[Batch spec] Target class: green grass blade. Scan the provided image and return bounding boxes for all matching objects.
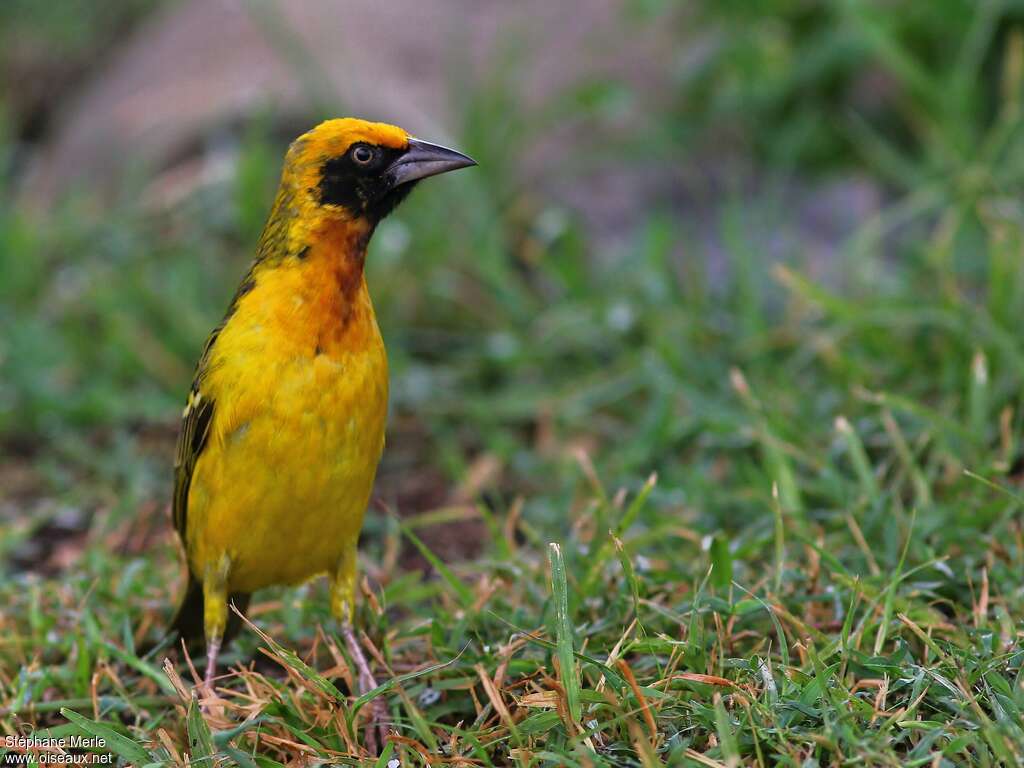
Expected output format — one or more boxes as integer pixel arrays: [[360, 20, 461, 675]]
[[549, 542, 582, 724], [59, 708, 153, 765], [186, 696, 217, 765]]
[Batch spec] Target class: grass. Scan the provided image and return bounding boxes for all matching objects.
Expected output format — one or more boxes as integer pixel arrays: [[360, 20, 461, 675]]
[[4, 1, 1024, 765]]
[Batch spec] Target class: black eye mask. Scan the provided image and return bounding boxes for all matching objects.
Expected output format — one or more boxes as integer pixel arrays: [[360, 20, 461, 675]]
[[318, 145, 407, 219]]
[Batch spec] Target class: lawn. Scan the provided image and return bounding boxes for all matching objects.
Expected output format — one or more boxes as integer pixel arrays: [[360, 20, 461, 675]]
[[3, 2, 1024, 766]]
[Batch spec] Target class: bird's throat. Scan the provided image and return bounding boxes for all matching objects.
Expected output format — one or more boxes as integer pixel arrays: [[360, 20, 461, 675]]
[[299, 218, 376, 353]]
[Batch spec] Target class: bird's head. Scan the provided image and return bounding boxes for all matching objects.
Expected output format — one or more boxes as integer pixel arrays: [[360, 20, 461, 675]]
[[282, 118, 476, 225]]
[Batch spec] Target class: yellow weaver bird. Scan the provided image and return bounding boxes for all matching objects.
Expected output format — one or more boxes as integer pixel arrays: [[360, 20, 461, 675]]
[[169, 118, 475, 717]]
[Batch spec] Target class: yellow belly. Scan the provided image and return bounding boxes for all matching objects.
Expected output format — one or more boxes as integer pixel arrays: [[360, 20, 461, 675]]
[[186, 348, 387, 592], [184, 293, 388, 593]]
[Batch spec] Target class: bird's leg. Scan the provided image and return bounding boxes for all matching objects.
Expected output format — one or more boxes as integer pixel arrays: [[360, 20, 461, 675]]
[[202, 555, 231, 699], [204, 635, 222, 691], [331, 544, 387, 754]]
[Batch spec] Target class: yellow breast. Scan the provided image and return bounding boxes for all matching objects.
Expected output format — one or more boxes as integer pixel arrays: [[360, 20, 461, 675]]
[[184, 222, 388, 593]]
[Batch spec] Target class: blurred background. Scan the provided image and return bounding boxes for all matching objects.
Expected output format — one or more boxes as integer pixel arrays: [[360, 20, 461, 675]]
[[5, 0, 1024, 712]]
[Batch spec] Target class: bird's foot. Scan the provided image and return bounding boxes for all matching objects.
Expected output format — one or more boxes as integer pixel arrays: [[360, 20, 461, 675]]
[[341, 623, 388, 754]]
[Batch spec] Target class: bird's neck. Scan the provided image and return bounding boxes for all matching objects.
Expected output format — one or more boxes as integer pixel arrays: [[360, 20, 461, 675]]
[[310, 216, 372, 298], [285, 216, 378, 354]]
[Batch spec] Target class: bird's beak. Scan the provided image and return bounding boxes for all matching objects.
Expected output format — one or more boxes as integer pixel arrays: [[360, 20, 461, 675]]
[[386, 138, 477, 187]]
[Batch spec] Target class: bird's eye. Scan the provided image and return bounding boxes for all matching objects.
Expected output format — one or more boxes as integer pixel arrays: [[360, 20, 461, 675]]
[[351, 145, 375, 166]]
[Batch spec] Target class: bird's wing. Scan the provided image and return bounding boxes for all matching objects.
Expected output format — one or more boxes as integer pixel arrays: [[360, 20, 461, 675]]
[[172, 269, 256, 542], [172, 378, 214, 541]]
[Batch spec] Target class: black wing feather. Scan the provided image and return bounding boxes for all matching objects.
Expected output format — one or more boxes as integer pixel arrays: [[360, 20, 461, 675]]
[[172, 384, 214, 540]]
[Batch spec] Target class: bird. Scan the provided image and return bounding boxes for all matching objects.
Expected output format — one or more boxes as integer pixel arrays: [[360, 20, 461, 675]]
[[168, 117, 476, 743]]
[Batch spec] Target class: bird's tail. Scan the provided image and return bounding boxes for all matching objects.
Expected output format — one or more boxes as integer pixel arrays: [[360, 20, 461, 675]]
[[171, 574, 252, 651]]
